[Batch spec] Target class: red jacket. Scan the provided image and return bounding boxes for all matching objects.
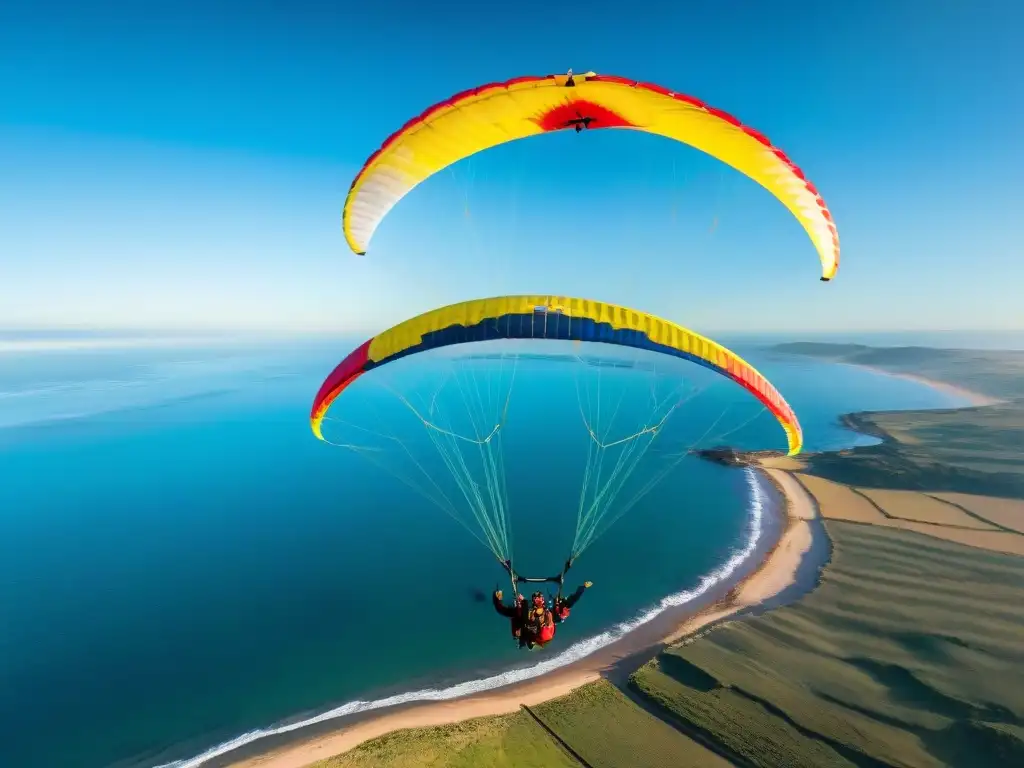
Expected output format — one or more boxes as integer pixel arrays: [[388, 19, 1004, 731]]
[[536, 614, 556, 645]]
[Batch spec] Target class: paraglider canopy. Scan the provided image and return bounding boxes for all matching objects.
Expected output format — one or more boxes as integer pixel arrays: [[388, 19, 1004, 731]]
[[342, 71, 840, 281], [311, 295, 803, 592], [311, 295, 802, 455]]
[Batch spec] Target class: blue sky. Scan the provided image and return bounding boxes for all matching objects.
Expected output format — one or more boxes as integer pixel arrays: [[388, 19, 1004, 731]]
[[2, 0, 1021, 334]]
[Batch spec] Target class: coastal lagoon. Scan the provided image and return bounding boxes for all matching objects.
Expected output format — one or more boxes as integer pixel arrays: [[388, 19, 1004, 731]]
[[0, 335, 970, 768]]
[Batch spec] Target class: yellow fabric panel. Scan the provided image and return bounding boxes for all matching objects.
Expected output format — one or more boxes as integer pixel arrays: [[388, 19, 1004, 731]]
[[344, 73, 837, 280]]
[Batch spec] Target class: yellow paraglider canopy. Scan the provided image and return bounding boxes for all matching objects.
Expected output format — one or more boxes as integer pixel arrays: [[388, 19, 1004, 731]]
[[343, 71, 840, 281]]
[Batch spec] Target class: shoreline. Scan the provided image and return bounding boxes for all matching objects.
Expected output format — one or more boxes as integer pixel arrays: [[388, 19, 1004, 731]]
[[158, 467, 820, 768], [846, 363, 1003, 407], [205, 359, 1000, 768]]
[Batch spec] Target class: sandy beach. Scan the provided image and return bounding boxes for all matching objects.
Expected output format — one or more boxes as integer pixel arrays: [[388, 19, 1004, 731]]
[[217, 471, 818, 768], [661, 468, 817, 646]]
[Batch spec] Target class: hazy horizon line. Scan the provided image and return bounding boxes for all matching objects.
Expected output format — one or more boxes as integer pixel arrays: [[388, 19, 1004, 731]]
[[3, 326, 1022, 337], [3, 328, 1023, 358]]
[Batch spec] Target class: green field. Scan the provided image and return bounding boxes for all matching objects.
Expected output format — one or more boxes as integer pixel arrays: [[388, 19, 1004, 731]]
[[311, 681, 727, 768], [630, 521, 1024, 768], [313, 709, 579, 768], [529, 680, 729, 768]]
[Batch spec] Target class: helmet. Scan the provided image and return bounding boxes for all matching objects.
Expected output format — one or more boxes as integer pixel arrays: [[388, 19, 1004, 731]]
[[531, 591, 545, 608]]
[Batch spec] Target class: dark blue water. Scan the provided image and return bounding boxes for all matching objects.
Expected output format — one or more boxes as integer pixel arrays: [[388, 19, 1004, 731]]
[[0, 335, 969, 768]]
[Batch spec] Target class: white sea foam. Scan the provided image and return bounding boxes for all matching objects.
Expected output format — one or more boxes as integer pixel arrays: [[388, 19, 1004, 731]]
[[155, 468, 769, 768]]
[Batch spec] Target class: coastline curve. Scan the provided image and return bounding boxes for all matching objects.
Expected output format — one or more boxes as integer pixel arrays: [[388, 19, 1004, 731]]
[[157, 468, 775, 768]]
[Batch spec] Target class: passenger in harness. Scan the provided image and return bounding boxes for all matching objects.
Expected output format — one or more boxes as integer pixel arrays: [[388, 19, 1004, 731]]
[[524, 591, 555, 648], [553, 582, 591, 624]]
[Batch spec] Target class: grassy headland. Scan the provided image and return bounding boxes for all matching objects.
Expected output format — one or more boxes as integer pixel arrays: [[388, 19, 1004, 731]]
[[772, 343, 1024, 403], [630, 521, 1024, 767], [775, 343, 1024, 498]]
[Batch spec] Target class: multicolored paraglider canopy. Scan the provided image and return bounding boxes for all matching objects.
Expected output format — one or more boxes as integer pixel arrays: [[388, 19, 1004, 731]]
[[343, 71, 839, 281], [311, 295, 803, 456]]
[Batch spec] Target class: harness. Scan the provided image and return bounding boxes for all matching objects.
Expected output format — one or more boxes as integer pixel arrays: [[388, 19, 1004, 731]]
[[500, 555, 573, 648], [524, 606, 545, 635]]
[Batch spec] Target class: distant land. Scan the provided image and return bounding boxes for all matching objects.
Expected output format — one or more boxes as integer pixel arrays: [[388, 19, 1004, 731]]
[[772, 343, 1024, 498], [773, 342, 1024, 403]]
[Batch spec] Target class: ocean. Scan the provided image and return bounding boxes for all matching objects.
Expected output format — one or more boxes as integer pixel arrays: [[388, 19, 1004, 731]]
[[0, 334, 970, 768]]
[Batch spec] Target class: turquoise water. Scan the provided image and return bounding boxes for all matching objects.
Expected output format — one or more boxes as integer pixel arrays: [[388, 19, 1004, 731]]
[[0, 337, 969, 768]]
